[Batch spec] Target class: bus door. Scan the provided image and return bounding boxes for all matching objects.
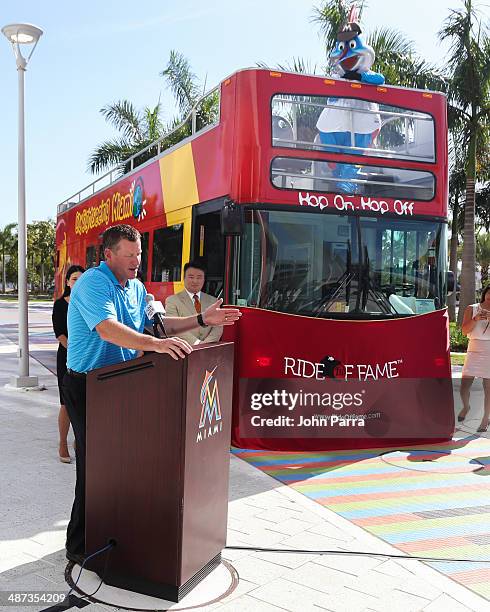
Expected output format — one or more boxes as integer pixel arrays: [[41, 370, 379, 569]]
[[192, 207, 225, 298]]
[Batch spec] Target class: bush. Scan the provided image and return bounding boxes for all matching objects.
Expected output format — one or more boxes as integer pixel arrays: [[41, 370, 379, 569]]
[[450, 322, 468, 352]]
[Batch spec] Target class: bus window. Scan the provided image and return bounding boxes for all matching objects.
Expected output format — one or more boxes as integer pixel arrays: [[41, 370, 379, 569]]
[[139, 231, 149, 282], [236, 210, 446, 317], [192, 212, 224, 297], [151, 225, 183, 282], [237, 210, 359, 313], [271, 157, 435, 201], [86, 245, 97, 268], [271, 94, 435, 163], [361, 218, 446, 313]]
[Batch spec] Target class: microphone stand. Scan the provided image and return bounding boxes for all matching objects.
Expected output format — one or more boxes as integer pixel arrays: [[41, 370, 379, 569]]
[[153, 317, 168, 339]]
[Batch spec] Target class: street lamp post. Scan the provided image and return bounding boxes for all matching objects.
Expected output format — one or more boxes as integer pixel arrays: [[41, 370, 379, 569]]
[[2, 23, 43, 388]]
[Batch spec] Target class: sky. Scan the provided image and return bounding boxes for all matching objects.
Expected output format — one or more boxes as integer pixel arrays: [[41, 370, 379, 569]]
[[0, 0, 482, 228]]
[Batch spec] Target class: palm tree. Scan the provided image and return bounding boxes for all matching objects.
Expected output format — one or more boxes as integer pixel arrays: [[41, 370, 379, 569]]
[[0, 223, 16, 294], [476, 232, 490, 287], [88, 101, 164, 174], [160, 50, 219, 132], [448, 162, 466, 321], [27, 220, 55, 293], [439, 0, 490, 323], [476, 183, 490, 230], [257, 57, 319, 75], [89, 50, 219, 176]]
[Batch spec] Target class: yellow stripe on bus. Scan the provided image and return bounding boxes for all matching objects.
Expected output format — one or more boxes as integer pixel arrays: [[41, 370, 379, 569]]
[[159, 143, 199, 212]]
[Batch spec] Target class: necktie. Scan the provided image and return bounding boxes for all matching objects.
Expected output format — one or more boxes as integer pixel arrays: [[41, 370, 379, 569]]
[[193, 294, 201, 313]]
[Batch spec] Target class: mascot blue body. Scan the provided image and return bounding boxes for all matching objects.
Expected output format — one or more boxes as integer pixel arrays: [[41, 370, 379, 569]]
[[317, 7, 385, 193]]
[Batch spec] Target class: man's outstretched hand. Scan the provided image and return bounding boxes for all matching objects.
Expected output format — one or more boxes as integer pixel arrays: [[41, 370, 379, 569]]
[[203, 299, 242, 326]]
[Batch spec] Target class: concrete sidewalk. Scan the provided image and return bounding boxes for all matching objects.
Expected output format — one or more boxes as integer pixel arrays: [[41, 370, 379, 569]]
[[1, 306, 489, 610]]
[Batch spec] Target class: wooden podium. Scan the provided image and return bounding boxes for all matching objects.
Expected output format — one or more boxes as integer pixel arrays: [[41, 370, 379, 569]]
[[85, 342, 234, 602]]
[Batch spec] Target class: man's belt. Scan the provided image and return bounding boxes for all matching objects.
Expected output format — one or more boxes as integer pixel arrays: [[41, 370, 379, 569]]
[[67, 369, 87, 379]]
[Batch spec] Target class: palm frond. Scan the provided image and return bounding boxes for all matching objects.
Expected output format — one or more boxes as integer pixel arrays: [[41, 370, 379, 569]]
[[257, 57, 318, 74], [143, 103, 164, 142], [87, 138, 134, 174], [160, 50, 199, 114], [368, 27, 414, 59], [100, 100, 143, 141], [311, 1, 367, 51]]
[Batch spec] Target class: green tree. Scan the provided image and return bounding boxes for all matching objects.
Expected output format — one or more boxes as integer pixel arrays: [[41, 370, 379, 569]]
[[439, 0, 490, 323], [448, 160, 466, 321], [476, 183, 490, 231], [0, 223, 17, 294], [160, 50, 219, 131], [476, 232, 490, 286], [26, 220, 55, 293], [88, 101, 164, 174], [89, 50, 219, 176]]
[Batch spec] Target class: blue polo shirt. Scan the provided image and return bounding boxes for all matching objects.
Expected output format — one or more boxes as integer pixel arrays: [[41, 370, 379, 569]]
[[67, 262, 147, 373]]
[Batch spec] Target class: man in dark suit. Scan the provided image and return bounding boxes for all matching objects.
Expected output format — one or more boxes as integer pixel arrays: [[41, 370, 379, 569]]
[[165, 261, 223, 345]]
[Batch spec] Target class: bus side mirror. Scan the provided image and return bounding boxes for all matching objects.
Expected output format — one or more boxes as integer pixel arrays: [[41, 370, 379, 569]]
[[221, 199, 243, 236], [447, 270, 455, 295]]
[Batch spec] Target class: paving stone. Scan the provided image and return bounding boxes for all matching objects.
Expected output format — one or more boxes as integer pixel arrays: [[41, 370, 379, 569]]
[[226, 525, 290, 547], [217, 577, 260, 604], [241, 492, 290, 509], [279, 531, 349, 553], [255, 506, 313, 524], [307, 521, 357, 542], [314, 585, 381, 612], [370, 558, 418, 578], [250, 550, 313, 570], [228, 501, 268, 520], [251, 577, 348, 611], [34, 561, 69, 586], [219, 594, 288, 611], [365, 565, 443, 600], [281, 560, 356, 594], [222, 546, 256, 562], [265, 517, 318, 537], [228, 516, 253, 532], [312, 552, 385, 576], [422, 593, 477, 611], [232, 556, 292, 586], [364, 588, 432, 612], [0, 572, 68, 594], [0, 554, 49, 576]]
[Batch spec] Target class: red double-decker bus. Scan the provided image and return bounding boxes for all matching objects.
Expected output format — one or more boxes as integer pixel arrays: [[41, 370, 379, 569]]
[[55, 68, 453, 451]]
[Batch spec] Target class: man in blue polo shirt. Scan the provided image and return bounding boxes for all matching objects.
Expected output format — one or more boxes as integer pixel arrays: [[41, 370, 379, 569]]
[[63, 224, 240, 564]]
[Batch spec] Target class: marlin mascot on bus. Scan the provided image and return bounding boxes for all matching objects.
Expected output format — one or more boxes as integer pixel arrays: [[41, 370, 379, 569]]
[[316, 5, 385, 193]]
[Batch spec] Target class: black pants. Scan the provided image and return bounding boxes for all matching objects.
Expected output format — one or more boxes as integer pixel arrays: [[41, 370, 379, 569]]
[[62, 372, 87, 556]]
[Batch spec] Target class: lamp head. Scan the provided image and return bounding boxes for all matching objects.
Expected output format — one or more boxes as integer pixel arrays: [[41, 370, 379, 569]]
[[2, 23, 43, 69], [2, 23, 43, 44]]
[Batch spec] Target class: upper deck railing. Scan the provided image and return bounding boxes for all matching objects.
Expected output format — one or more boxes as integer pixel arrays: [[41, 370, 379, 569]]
[[57, 85, 220, 216]]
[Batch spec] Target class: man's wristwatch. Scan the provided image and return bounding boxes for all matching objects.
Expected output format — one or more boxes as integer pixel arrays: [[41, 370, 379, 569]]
[[197, 313, 208, 327]]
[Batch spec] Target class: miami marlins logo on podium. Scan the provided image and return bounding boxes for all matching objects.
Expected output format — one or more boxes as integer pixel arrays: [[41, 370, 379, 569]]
[[197, 366, 223, 443]]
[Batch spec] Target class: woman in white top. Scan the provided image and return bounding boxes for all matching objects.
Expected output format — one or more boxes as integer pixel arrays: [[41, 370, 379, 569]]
[[459, 286, 490, 431]]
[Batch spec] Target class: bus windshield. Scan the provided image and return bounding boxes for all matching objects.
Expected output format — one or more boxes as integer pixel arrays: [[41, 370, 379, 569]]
[[235, 209, 447, 318]]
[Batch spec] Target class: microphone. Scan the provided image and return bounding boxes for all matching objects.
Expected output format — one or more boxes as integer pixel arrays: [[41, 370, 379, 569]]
[[145, 294, 167, 338]]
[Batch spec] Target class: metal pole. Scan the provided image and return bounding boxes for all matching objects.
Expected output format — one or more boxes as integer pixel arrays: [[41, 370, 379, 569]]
[[17, 65, 29, 378], [13, 61, 37, 387]]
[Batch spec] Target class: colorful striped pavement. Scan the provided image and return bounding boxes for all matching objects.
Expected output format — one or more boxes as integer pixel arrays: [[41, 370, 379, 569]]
[[233, 436, 490, 600]]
